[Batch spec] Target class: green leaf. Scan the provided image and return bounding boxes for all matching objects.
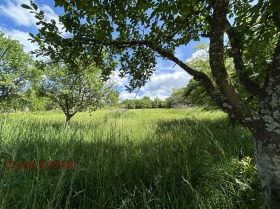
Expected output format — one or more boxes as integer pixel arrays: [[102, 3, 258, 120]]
[[29, 33, 35, 38], [31, 2, 38, 11], [21, 4, 32, 10]]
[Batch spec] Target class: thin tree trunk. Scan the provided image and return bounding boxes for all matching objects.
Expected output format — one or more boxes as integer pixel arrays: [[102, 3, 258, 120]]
[[65, 114, 73, 127], [254, 136, 280, 208]]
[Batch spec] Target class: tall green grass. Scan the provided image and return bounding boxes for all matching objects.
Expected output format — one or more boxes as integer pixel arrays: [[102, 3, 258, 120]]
[[0, 108, 265, 208]]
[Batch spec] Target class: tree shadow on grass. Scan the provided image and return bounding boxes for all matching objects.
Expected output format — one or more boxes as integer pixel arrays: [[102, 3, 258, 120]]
[[154, 116, 254, 160]]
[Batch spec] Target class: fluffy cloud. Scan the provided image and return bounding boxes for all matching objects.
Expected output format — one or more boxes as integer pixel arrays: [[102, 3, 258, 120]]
[[38, 4, 65, 33], [0, 0, 37, 27], [139, 69, 191, 100], [119, 91, 140, 100], [117, 69, 191, 101], [0, 26, 38, 53], [110, 71, 128, 86], [186, 49, 208, 63], [111, 47, 198, 101], [0, 0, 66, 53], [129, 48, 196, 101], [114, 61, 192, 101], [0, 0, 65, 33]]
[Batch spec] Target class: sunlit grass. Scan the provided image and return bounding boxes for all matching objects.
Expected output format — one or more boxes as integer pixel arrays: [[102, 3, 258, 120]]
[[0, 108, 265, 208]]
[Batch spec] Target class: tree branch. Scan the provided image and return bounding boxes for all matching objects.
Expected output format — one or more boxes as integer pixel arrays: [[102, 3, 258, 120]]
[[208, 0, 254, 126], [264, 34, 280, 87], [225, 20, 262, 97], [85, 38, 233, 111]]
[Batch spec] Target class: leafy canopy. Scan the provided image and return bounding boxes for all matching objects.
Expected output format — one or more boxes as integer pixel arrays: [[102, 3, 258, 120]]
[[0, 32, 40, 102], [41, 61, 118, 121], [22, 0, 280, 129]]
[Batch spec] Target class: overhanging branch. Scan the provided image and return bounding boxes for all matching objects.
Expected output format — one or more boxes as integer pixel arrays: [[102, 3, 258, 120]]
[[75, 37, 228, 110]]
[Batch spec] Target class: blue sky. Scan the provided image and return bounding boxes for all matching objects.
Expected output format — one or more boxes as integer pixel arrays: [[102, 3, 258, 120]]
[[0, 0, 205, 100]]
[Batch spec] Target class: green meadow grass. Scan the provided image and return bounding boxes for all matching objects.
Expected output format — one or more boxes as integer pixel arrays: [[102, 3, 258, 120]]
[[0, 108, 265, 209]]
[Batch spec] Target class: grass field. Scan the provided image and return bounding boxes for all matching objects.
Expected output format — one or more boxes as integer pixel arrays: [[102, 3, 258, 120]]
[[0, 108, 266, 209]]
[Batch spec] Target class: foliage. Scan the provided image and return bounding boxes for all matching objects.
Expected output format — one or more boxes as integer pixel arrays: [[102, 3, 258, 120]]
[[21, 0, 279, 127], [183, 43, 264, 110], [165, 88, 191, 108], [22, 0, 280, 206], [41, 62, 119, 123], [21, 89, 51, 112], [0, 32, 40, 103], [121, 96, 166, 109], [121, 99, 136, 109], [0, 90, 48, 112], [152, 97, 164, 108]]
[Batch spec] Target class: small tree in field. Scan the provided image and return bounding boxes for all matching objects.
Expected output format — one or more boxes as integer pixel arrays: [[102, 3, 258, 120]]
[[23, 0, 280, 207], [41, 62, 117, 125]]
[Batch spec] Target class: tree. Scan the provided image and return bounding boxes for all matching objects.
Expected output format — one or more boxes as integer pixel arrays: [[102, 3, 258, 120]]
[[121, 97, 164, 109], [0, 32, 38, 104], [152, 97, 164, 108], [121, 99, 136, 109], [184, 45, 228, 109], [166, 88, 191, 108], [140, 96, 153, 108], [41, 62, 118, 125], [23, 0, 280, 207], [21, 89, 50, 112]]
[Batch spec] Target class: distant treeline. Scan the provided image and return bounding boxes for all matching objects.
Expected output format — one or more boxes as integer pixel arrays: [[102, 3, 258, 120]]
[[120, 94, 197, 109], [121, 96, 168, 109]]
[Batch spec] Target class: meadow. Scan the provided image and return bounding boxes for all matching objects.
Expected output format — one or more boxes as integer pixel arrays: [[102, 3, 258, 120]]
[[0, 108, 266, 209]]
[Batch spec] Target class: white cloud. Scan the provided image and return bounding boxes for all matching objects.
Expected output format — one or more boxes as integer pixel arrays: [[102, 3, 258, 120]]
[[0, 0, 37, 27], [39, 4, 65, 33], [186, 49, 208, 63], [0, 0, 65, 33], [119, 91, 140, 100], [111, 53, 193, 101], [118, 69, 191, 101], [252, 0, 258, 6], [0, 26, 38, 53], [138, 53, 192, 100], [0, 0, 68, 53], [110, 71, 128, 86], [111, 63, 191, 101], [140, 69, 191, 100]]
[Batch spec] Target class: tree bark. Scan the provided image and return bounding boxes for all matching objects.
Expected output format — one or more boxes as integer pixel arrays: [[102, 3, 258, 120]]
[[208, 2, 280, 208], [254, 134, 280, 209], [65, 113, 74, 127], [255, 34, 280, 208]]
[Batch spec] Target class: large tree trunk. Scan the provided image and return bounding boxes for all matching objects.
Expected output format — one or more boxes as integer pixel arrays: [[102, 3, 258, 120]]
[[206, 2, 280, 207], [256, 36, 280, 208], [254, 133, 280, 208]]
